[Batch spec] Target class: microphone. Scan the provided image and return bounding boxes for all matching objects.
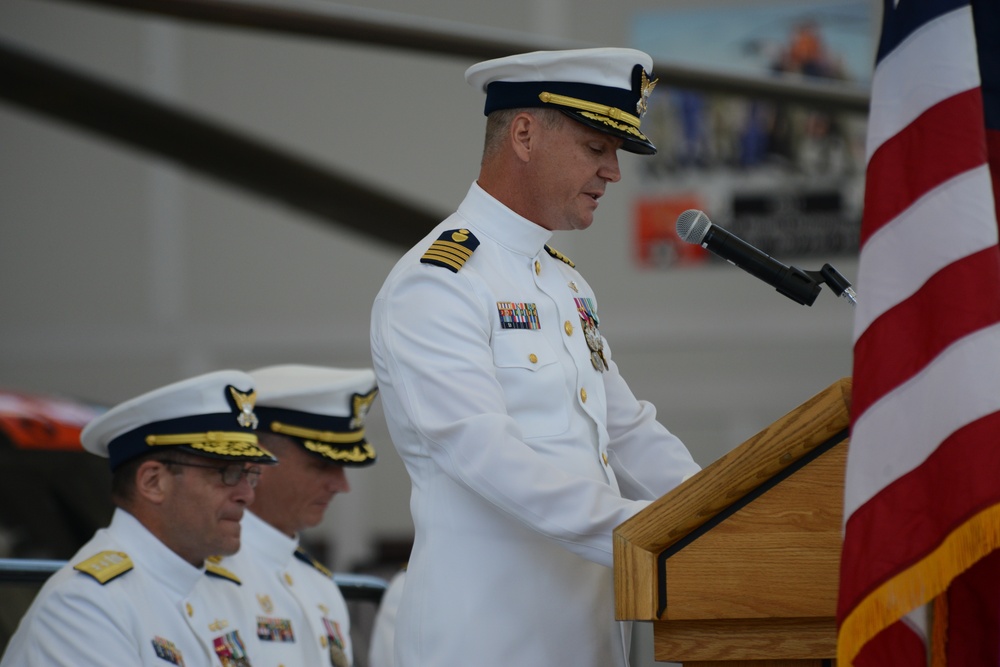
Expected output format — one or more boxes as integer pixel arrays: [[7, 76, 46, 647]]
[[675, 209, 822, 306]]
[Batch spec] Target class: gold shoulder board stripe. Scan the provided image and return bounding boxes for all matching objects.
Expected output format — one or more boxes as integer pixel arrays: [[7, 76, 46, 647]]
[[74, 551, 133, 585], [421, 229, 480, 273], [205, 562, 242, 585], [545, 245, 575, 267]]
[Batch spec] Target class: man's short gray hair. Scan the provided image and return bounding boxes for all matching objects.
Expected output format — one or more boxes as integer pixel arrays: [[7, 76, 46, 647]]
[[482, 107, 565, 162]]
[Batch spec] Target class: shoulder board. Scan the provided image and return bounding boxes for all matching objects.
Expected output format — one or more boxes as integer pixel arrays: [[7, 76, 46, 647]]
[[294, 547, 333, 579], [74, 550, 133, 585], [420, 228, 480, 273], [205, 561, 241, 585], [545, 245, 575, 267]]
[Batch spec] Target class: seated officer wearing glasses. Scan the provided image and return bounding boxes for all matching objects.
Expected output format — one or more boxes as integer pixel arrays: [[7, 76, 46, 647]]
[[1, 370, 277, 667], [220, 365, 379, 667]]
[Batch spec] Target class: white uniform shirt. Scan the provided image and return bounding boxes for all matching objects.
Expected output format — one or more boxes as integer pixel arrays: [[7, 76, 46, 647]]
[[367, 569, 405, 667], [1, 508, 258, 667], [370, 182, 700, 667], [221, 511, 352, 667]]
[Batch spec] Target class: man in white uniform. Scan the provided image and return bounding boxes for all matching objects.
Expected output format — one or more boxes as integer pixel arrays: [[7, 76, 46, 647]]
[[221, 364, 379, 667], [1, 370, 277, 667], [370, 48, 701, 667]]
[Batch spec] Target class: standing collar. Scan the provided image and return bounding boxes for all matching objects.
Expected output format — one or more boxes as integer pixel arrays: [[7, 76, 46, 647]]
[[109, 507, 205, 596], [240, 509, 299, 569], [457, 182, 553, 258]]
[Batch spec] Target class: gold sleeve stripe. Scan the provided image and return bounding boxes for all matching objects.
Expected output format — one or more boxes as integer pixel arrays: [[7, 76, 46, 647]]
[[428, 240, 474, 258], [538, 92, 642, 128], [422, 244, 473, 265], [422, 253, 464, 271], [421, 229, 479, 272]]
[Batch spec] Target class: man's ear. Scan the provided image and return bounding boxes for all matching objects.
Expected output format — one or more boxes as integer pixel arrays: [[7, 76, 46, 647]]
[[135, 459, 172, 505], [510, 111, 537, 162]]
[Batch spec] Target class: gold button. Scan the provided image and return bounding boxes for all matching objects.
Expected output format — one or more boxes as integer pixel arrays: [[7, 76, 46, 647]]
[[580, 388, 587, 402], [602, 452, 608, 466], [284, 573, 293, 585], [534, 260, 541, 275], [529, 353, 538, 364], [186, 603, 193, 617], [321, 636, 328, 648], [564, 321, 574, 336]]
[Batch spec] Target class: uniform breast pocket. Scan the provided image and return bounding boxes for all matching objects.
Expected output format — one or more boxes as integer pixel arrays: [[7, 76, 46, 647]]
[[492, 331, 570, 439]]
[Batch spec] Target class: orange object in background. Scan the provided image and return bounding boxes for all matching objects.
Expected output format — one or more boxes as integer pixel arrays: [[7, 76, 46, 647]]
[[634, 194, 710, 268], [0, 390, 105, 450]]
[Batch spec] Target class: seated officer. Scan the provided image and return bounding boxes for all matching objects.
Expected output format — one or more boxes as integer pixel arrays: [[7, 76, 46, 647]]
[[1, 370, 277, 667], [220, 364, 379, 667]]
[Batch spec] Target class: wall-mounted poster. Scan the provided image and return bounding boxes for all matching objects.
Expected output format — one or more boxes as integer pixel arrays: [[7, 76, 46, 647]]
[[631, 2, 873, 269]]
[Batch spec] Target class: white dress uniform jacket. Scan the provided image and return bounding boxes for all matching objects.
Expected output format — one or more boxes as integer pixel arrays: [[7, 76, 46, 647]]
[[221, 510, 352, 667], [370, 182, 700, 667], [1, 508, 258, 667], [367, 569, 405, 667]]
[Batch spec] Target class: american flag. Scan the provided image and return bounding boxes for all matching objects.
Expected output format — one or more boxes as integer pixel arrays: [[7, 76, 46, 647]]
[[837, 0, 1000, 665]]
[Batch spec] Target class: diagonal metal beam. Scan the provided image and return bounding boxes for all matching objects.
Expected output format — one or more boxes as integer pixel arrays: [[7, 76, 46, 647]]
[[0, 39, 441, 248], [53, 0, 871, 113]]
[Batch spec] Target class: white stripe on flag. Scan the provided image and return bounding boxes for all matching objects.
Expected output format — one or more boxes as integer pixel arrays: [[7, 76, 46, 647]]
[[852, 165, 998, 342], [865, 5, 980, 163], [845, 321, 1000, 518]]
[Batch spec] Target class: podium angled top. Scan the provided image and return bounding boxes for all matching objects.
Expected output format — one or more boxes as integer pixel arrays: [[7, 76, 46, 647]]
[[614, 377, 852, 621]]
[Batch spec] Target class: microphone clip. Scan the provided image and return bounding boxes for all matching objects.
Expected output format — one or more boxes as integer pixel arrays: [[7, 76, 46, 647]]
[[804, 263, 857, 308]]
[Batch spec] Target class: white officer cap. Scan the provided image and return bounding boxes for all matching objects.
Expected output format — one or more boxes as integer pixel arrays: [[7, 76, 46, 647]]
[[465, 47, 659, 155], [249, 365, 379, 466], [81, 370, 277, 470]]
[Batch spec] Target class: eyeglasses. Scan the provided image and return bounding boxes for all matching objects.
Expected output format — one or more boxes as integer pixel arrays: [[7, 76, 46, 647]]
[[159, 459, 263, 488]]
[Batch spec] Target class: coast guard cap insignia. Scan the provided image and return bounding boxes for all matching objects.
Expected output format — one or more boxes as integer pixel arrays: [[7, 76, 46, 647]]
[[229, 387, 258, 429], [421, 229, 480, 272], [637, 69, 657, 117]]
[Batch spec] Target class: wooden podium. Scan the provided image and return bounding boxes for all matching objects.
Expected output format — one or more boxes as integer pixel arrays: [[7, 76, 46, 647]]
[[614, 378, 851, 667]]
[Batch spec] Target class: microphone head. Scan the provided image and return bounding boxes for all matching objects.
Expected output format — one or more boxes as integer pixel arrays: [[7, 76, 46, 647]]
[[675, 209, 712, 244]]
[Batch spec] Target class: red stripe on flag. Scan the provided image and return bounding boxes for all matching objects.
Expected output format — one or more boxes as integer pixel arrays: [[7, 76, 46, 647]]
[[854, 619, 927, 667], [945, 550, 1000, 665], [838, 408, 1000, 617], [860, 88, 988, 249], [851, 246, 1000, 420], [989, 128, 1000, 225]]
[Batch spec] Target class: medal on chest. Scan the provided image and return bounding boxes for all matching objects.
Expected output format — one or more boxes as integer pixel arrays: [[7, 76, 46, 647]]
[[212, 630, 252, 667], [321, 617, 349, 667], [575, 297, 608, 372], [151, 636, 186, 666]]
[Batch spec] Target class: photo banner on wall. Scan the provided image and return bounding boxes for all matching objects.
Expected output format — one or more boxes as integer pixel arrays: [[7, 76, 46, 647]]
[[631, 1, 873, 269]]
